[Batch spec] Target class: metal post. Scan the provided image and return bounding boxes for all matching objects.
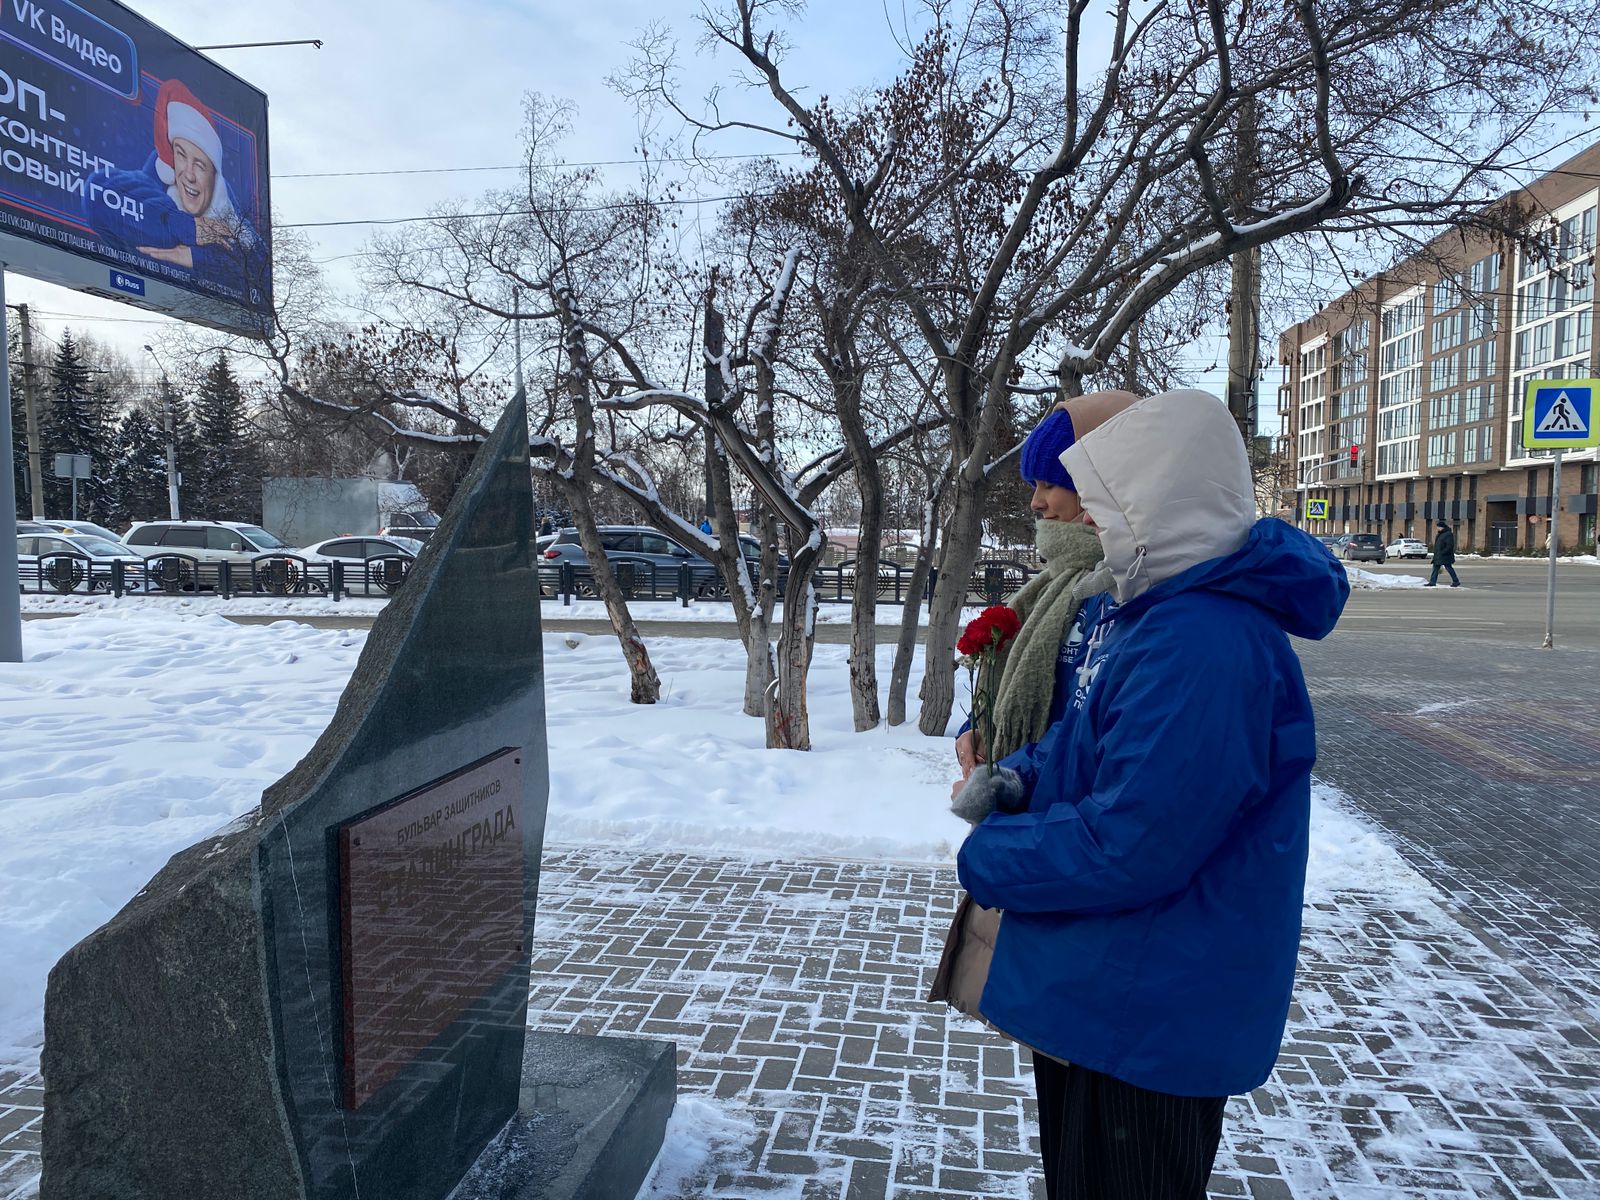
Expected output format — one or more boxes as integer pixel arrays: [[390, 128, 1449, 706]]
[[70, 473, 78, 520], [145, 346, 180, 519], [17, 304, 43, 519], [0, 271, 24, 662], [162, 381, 179, 519], [1542, 449, 1563, 649]]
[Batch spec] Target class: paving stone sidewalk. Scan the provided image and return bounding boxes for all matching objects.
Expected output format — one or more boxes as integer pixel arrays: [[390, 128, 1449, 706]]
[[4, 837, 1599, 1199]]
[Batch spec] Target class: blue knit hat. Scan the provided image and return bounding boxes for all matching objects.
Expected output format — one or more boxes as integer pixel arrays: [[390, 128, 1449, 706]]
[[1019, 409, 1076, 491]]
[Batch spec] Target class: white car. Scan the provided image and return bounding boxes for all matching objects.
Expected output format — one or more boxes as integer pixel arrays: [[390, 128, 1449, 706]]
[[125, 520, 293, 566], [298, 535, 423, 563], [1385, 538, 1430, 559], [17, 530, 145, 593]]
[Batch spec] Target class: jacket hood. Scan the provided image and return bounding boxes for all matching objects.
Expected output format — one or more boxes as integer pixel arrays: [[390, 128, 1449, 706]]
[[1125, 517, 1350, 640], [1061, 389, 1256, 603]]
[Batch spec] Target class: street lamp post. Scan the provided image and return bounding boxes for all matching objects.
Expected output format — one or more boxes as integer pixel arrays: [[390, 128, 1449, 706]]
[[143, 345, 180, 520]]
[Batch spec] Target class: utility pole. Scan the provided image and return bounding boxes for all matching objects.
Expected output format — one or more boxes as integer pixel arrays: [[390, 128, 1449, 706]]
[[1226, 96, 1261, 444], [144, 345, 180, 519], [15, 304, 43, 519]]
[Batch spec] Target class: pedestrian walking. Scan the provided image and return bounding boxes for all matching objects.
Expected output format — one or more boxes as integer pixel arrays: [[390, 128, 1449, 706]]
[[1425, 519, 1460, 587], [952, 388, 1349, 1199], [933, 406, 1116, 1021]]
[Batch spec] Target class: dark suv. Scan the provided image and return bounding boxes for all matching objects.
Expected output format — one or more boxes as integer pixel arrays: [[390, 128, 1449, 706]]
[[1342, 533, 1387, 563], [540, 526, 717, 594]]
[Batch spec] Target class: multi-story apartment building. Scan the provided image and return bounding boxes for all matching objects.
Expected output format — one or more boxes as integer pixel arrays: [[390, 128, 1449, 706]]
[[1277, 143, 1600, 554]]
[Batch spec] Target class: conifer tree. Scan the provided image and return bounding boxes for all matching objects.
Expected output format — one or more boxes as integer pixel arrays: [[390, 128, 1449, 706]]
[[44, 332, 110, 518], [106, 407, 169, 527], [189, 353, 263, 520]]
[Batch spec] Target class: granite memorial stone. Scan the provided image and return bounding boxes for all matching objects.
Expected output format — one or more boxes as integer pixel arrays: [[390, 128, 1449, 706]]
[[39, 393, 675, 1200]]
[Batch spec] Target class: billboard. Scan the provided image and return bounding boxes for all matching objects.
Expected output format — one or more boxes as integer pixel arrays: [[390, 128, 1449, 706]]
[[0, 0, 270, 336]]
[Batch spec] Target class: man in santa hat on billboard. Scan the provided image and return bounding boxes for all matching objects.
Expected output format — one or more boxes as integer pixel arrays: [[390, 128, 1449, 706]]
[[83, 79, 263, 294]]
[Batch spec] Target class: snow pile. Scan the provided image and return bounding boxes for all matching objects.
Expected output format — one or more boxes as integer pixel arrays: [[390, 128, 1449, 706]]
[[1305, 783, 1438, 903], [0, 610, 363, 1069], [0, 610, 1424, 1073], [639, 1097, 770, 1198], [20, 592, 391, 617], [1343, 565, 1426, 589]]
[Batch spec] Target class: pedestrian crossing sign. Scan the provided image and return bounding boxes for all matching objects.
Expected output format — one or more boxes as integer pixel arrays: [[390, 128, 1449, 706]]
[[1523, 380, 1599, 449], [1306, 498, 1329, 519]]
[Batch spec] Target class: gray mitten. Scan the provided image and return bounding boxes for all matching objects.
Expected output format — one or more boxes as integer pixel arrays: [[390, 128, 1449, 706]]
[[951, 767, 1025, 825]]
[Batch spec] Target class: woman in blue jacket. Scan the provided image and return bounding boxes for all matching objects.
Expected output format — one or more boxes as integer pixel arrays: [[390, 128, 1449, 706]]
[[954, 388, 1349, 1198]]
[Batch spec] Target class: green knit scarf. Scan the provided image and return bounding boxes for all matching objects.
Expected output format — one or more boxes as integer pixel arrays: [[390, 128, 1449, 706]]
[[984, 521, 1111, 762]]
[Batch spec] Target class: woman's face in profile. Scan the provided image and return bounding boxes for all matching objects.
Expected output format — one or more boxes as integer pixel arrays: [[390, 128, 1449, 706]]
[[170, 137, 216, 216], [1030, 482, 1087, 523]]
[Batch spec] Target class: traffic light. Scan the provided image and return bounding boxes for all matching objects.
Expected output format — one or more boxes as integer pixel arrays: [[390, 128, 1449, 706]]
[[1348, 444, 1360, 468]]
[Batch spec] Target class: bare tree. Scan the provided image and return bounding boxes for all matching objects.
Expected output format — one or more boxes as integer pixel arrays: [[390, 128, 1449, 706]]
[[620, 0, 1600, 736]]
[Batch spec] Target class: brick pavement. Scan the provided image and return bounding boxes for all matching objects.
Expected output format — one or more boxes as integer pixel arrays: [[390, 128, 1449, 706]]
[[4, 837, 1600, 1198], [1296, 633, 1600, 1021]]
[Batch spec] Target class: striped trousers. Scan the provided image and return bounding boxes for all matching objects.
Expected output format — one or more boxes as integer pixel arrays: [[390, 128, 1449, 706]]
[[1031, 1053, 1226, 1199]]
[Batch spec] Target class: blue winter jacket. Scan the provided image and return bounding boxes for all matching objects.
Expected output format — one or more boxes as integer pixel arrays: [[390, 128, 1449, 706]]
[[960, 590, 1116, 778], [82, 151, 266, 300], [957, 518, 1348, 1097]]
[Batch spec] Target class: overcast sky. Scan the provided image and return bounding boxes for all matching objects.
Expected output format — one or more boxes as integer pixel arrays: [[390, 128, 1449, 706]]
[[6, 0, 1593, 434], [7, 0, 1254, 398]]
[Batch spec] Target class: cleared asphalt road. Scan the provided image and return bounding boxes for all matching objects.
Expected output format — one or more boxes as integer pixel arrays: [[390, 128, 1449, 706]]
[[21, 557, 1597, 648], [1335, 557, 1599, 650]]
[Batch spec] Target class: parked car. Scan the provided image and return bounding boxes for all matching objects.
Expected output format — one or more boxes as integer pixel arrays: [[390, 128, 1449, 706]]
[[540, 525, 718, 594], [299, 535, 423, 563], [379, 511, 439, 543], [124, 520, 293, 567], [1385, 537, 1429, 560], [1342, 533, 1387, 563], [33, 519, 126, 545], [17, 530, 145, 592], [738, 534, 791, 572]]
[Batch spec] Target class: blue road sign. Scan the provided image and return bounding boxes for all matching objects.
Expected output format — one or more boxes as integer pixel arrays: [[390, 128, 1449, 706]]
[[1523, 380, 1598, 450]]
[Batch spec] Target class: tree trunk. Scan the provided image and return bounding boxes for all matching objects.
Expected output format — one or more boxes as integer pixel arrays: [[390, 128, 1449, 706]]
[[766, 539, 822, 749], [888, 487, 941, 726], [839, 405, 883, 732], [742, 504, 781, 717], [553, 286, 661, 705], [563, 485, 662, 704], [917, 469, 985, 736]]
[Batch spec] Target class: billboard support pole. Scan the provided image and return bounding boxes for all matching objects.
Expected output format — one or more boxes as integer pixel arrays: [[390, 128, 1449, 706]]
[[0, 268, 25, 663]]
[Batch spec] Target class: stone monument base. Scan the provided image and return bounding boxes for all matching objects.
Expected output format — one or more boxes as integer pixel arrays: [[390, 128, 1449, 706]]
[[451, 1032, 676, 1200]]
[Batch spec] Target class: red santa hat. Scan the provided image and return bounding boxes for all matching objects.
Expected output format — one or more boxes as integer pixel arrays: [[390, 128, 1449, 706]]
[[153, 79, 223, 183]]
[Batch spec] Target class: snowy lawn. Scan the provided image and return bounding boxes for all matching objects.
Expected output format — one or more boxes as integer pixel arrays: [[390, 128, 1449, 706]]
[[20, 592, 966, 624], [1, 609, 1421, 1078]]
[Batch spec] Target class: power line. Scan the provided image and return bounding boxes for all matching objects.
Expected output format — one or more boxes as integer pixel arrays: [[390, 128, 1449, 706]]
[[277, 150, 807, 181], [278, 190, 773, 229]]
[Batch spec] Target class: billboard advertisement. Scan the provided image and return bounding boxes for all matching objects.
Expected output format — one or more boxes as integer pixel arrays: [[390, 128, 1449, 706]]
[[0, 0, 270, 336]]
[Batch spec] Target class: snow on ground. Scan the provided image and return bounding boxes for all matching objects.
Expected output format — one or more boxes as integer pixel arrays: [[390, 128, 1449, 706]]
[[0, 610, 1426, 1074], [19, 592, 391, 617], [1343, 564, 1427, 589], [20, 592, 964, 625]]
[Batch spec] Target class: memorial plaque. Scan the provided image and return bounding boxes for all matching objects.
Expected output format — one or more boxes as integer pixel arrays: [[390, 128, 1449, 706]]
[[339, 748, 525, 1109]]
